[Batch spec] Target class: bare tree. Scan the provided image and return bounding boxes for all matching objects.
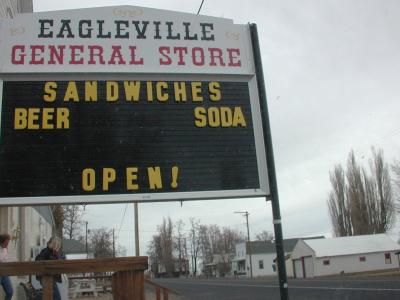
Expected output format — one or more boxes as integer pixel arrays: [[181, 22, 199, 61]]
[[89, 227, 113, 258], [220, 227, 245, 254], [392, 159, 400, 212], [158, 218, 174, 276], [255, 230, 274, 242], [189, 218, 201, 276], [370, 148, 395, 232], [174, 219, 187, 276], [328, 165, 352, 236], [148, 234, 162, 276], [63, 205, 84, 240], [50, 204, 64, 238], [327, 148, 396, 236]]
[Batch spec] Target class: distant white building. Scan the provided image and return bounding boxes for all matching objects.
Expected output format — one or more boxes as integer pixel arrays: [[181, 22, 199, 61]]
[[232, 237, 324, 278], [291, 234, 400, 278]]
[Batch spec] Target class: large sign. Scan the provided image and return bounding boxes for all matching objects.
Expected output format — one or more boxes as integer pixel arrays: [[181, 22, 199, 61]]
[[0, 6, 269, 205], [0, 6, 253, 74]]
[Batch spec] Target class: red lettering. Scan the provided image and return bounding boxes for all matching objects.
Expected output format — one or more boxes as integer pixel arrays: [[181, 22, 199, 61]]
[[208, 48, 226, 66], [227, 48, 241, 67], [192, 47, 205, 66], [69, 45, 84, 64], [173, 47, 188, 65], [129, 46, 144, 65], [29, 45, 45, 65], [48, 45, 65, 64], [11, 45, 26, 64], [108, 45, 126, 65], [88, 45, 105, 65], [159, 46, 172, 65]]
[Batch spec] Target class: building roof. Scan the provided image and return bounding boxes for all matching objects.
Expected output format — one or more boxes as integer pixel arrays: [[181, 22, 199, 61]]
[[303, 234, 400, 258], [246, 236, 324, 254], [34, 206, 55, 226], [62, 238, 87, 254]]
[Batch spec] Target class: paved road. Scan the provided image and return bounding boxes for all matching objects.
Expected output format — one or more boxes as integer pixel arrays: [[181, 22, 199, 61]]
[[155, 276, 400, 300]]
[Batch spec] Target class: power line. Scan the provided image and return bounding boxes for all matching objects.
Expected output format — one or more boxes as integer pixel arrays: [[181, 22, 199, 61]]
[[197, 0, 205, 15], [117, 203, 128, 236]]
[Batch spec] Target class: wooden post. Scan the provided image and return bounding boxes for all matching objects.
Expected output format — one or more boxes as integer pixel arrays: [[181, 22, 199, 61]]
[[112, 270, 144, 300], [41, 275, 53, 300]]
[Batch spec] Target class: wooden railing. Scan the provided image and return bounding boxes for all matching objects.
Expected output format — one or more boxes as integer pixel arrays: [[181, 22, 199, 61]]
[[145, 279, 178, 300], [0, 256, 148, 300]]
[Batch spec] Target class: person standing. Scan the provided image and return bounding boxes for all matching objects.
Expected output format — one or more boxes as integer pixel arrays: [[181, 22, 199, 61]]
[[35, 237, 62, 300], [0, 234, 13, 300]]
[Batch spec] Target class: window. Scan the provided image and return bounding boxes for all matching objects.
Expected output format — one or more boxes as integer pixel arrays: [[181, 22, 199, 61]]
[[272, 264, 276, 272], [359, 256, 366, 262], [323, 260, 330, 266], [259, 260, 264, 269], [385, 253, 391, 264]]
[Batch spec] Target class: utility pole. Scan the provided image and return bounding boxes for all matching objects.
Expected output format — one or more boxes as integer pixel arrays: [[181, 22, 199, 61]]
[[134, 202, 140, 256], [85, 221, 88, 258], [234, 211, 253, 279], [112, 228, 115, 257]]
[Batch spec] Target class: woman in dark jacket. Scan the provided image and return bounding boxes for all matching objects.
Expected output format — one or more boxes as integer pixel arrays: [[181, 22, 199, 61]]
[[35, 237, 62, 300]]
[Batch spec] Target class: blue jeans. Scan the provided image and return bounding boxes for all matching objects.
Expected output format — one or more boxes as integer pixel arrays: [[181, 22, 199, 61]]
[[53, 281, 61, 300], [0, 276, 13, 300]]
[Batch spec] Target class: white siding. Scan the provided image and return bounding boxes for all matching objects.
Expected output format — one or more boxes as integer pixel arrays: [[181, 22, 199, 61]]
[[250, 253, 276, 277], [304, 256, 314, 277], [291, 240, 314, 260], [293, 259, 303, 278], [314, 251, 400, 276], [0, 207, 53, 300], [285, 258, 294, 278]]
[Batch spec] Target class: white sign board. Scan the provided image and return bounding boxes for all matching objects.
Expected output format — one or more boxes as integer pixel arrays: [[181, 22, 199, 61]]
[[0, 6, 269, 205], [0, 6, 254, 74]]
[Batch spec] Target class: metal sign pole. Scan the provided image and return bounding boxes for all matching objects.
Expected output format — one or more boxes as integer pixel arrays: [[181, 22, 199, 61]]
[[249, 23, 289, 300]]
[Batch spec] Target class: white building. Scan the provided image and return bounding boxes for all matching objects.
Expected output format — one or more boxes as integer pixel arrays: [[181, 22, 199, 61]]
[[0, 206, 55, 299], [232, 237, 323, 278], [291, 234, 400, 278]]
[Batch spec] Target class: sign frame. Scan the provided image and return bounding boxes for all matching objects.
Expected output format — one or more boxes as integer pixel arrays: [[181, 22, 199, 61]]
[[0, 72, 269, 206]]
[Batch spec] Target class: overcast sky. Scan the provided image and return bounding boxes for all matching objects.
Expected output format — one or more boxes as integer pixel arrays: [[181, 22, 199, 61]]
[[32, 0, 400, 255]]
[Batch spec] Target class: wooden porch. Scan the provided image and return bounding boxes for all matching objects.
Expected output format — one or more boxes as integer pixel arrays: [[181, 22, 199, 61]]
[[0, 257, 147, 300]]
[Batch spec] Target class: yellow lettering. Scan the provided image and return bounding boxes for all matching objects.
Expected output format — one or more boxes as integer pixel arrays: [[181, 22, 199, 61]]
[[64, 81, 79, 102], [106, 81, 119, 101], [220, 107, 233, 127], [43, 82, 57, 102], [174, 82, 187, 102], [126, 167, 139, 190], [191, 82, 203, 102], [124, 81, 141, 101], [56, 108, 70, 129], [85, 81, 98, 102], [146, 82, 153, 101], [148, 167, 162, 189], [103, 168, 116, 191], [14, 108, 27, 129], [82, 168, 95, 191], [232, 106, 246, 127], [42, 108, 55, 129], [209, 82, 221, 101], [156, 82, 168, 102], [194, 107, 207, 127], [28, 108, 40, 129], [207, 107, 220, 128]]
